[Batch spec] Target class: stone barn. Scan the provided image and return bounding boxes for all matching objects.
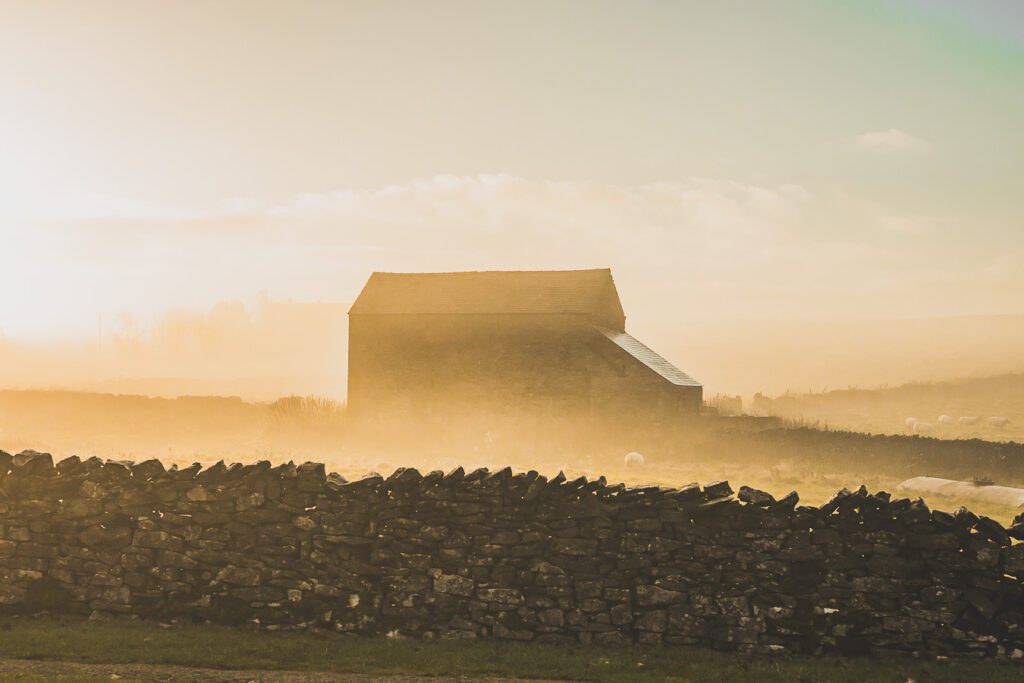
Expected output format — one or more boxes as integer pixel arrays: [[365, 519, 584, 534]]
[[348, 269, 701, 437]]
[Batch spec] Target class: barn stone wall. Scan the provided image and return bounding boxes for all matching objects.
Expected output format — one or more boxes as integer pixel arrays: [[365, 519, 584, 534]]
[[348, 314, 700, 434], [349, 314, 602, 419], [2, 449, 1024, 659]]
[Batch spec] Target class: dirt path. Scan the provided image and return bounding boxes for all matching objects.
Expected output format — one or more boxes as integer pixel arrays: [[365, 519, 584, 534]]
[[0, 658, 563, 683]]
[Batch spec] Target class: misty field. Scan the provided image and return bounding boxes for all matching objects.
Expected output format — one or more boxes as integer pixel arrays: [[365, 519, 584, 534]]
[[2, 388, 1024, 525]]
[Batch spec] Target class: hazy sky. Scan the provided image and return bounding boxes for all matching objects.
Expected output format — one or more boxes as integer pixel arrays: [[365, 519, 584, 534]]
[[1, 0, 1023, 340]]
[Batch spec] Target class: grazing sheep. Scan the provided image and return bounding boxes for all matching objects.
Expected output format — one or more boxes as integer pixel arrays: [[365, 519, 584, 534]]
[[937, 414, 953, 425], [913, 421, 934, 435], [624, 451, 645, 468], [959, 416, 979, 426], [904, 417, 919, 428], [988, 416, 1011, 429]]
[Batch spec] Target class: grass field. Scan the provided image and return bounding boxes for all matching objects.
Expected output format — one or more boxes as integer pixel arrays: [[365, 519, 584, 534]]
[[0, 617, 1020, 682]]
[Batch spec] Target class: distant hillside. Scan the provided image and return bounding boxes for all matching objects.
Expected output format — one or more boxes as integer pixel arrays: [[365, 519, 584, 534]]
[[644, 314, 1024, 397], [755, 373, 1024, 442]]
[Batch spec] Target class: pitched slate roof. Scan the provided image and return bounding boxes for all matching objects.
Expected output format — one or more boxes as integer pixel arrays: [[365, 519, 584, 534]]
[[350, 269, 624, 321], [596, 326, 702, 387]]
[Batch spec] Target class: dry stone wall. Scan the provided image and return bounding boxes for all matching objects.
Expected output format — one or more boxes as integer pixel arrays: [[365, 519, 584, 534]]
[[2, 448, 1024, 659]]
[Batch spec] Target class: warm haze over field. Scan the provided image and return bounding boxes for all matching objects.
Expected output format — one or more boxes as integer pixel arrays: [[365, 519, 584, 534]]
[[2, 0, 1023, 400], [5, 3, 1024, 678]]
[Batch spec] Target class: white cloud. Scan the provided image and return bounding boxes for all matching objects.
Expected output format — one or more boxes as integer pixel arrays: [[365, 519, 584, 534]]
[[0, 174, 823, 336], [6, 173, 1016, 338], [857, 128, 923, 151], [258, 174, 812, 239], [2, 174, 809, 234]]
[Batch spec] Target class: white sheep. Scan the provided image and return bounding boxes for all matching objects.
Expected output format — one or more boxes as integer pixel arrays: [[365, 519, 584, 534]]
[[913, 421, 934, 435], [959, 416, 979, 426], [937, 415, 953, 425], [904, 417, 919, 428], [988, 416, 1011, 429], [624, 451, 645, 468]]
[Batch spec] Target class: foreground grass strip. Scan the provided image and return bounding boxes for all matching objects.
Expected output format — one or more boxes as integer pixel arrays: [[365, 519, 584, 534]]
[[0, 617, 1021, 683], [0, 677, 128, 683]]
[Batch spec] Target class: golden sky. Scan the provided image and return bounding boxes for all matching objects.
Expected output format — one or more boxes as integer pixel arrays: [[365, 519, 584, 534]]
[[2, 0, 1023, 342]]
